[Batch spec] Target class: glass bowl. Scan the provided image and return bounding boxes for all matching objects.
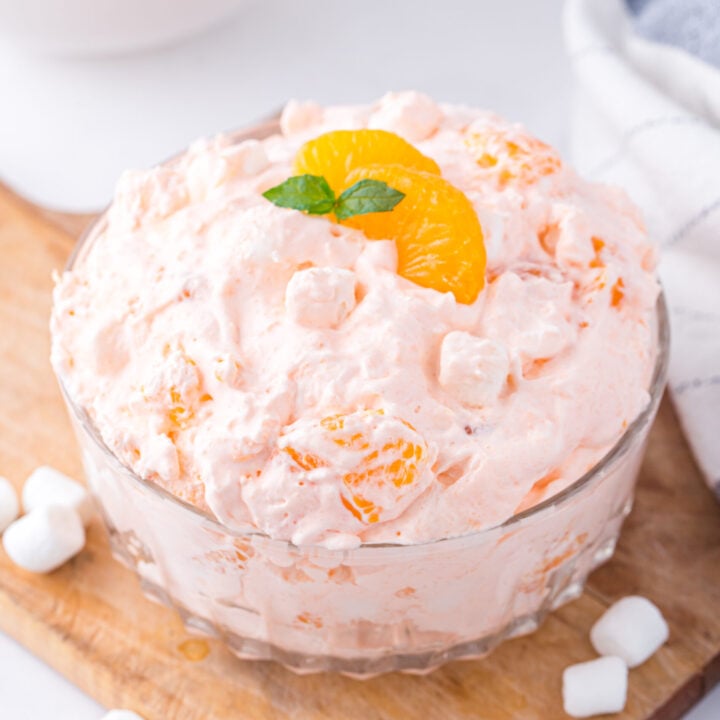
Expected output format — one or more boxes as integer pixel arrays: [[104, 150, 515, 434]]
[[56, 123, 670, 678]]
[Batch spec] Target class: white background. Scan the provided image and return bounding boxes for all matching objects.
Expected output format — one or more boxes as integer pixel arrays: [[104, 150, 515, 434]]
[[0, 0, 718, 716], [0, 0, 572, 211]]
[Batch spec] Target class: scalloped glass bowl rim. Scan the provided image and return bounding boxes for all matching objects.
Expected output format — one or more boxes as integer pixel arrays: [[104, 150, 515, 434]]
[[56, 120, 671, 559]]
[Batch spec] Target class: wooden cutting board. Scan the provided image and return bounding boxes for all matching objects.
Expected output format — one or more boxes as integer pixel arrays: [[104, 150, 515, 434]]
[[0, 181, 719, 720]]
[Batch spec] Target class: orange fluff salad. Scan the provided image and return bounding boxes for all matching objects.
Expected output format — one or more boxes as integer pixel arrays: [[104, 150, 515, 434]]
[[51, 91, 659, 550]]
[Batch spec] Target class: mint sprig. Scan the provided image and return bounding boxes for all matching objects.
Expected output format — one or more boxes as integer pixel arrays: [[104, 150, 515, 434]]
[[262, 175, 336, 215], [334, 179, 405, 220], [262, 174, 405, 220]]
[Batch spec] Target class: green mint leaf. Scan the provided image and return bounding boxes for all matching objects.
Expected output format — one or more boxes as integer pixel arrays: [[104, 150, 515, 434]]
[[333, 179, 405, 221], [262, 174, 336, 215]]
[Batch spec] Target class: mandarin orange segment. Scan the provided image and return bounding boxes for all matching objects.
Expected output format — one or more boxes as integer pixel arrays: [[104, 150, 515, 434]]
[[590, 237, 606, 268], [168, 386, 194, 429], [283, 446, 325, 471], [282, 409, 431, 526], [465, 126, 562, 187], [514, 469, 562, 514], [294, 129, 440, 193], [204, 538, 255, 573], [610, 277, 625, 308], [340, 165, 486, 304]]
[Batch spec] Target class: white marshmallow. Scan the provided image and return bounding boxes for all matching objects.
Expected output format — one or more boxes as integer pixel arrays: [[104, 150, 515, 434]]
[[439, 331, 509, 407], [280, 99, 323, 136], [22, 466, 94, 526], [481, 272, 577, 363], [590, 596, 669, 667], [108, 167, 189, 232], [368, 91, 442, 142], [228, 139, 270, 177], [0, 476, 20, 533], [285, 267, 356, 328], [186, 138, 270, 200], [2, 504, 86, 573], [102, 711, 146, 720], [562, 656, 628, 718]]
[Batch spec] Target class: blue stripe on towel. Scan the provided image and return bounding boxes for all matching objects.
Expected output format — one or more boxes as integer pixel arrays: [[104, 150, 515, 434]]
[[626, 0, 654, 12], [626, 0, 720, 68]]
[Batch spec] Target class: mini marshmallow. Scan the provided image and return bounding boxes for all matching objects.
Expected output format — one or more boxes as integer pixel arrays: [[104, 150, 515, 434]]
[[185, 138, 269, 200], [439, 331, 509, 407], [590, 596, 669, 667], [562, 656, 628, 718], [280, 99, 323, 136], [0, 476, 19, 533], [2, 504, 85, 573], [481, 272, 576, 362], [285, 267, 356, 328], [22, 466, 94, 526], [102, 711, 146, 720], [369, 91, 442, 142]]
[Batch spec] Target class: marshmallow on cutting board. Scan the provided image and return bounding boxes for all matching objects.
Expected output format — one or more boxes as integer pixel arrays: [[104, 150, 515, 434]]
[[562, 656, 628, 718], [590, 596, 669, 668], [22, 465, 94, 525], [2, 505, 85, 573], [0, 476, 20, 533], [102, 711, 146, 720]]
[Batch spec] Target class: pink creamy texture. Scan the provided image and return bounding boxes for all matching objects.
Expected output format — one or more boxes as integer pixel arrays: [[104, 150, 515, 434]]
[[51, 92, 659, 549]]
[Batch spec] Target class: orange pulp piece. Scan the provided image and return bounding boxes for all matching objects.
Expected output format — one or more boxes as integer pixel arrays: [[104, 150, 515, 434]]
[[340, 165, 486, 304], [294, 129, 440, 194], [283, 410, 429, 525], [465, 127, 562, 187]]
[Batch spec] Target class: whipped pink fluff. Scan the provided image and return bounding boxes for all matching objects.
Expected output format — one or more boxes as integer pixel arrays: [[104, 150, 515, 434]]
[[51, 91, 659, 549]]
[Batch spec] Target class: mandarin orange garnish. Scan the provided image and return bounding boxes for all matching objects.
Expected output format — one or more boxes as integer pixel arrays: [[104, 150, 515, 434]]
[[294, 129, 440, 193], [340, 165, 486, 304], [265, 128, 487, 303]]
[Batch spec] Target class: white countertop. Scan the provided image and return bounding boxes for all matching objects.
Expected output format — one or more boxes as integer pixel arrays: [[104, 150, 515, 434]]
[[0, 0, 717, 716]]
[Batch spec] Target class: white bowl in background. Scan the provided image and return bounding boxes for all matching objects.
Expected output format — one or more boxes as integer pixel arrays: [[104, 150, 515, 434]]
[[0, 0, 253, 57]]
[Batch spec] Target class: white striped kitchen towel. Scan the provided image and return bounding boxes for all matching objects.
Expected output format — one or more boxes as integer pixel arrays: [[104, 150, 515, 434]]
[[564, 0, 720, 498]]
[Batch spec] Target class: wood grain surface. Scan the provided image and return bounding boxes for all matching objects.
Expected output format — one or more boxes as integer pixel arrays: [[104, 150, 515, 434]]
[[0, 181, 718, 719]]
